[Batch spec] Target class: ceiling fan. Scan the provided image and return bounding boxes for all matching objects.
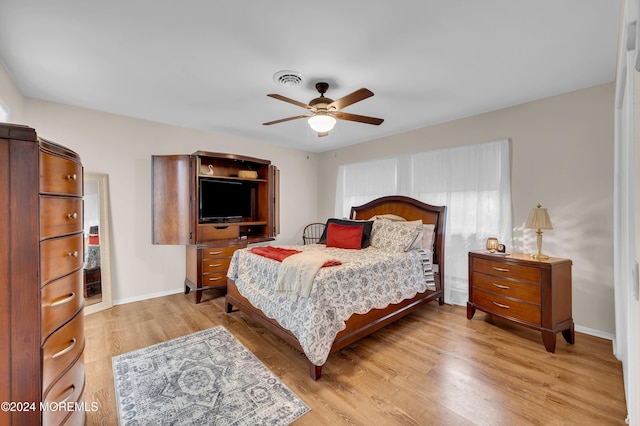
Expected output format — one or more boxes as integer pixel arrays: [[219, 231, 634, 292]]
[[263, 82, 384, 137]]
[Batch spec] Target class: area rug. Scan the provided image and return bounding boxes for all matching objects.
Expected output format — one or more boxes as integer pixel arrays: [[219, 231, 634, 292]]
[[112, 326, 310, 425]]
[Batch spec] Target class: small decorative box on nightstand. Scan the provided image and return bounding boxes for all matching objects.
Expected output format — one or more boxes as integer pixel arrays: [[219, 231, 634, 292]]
[[467, 250, 574, 352]]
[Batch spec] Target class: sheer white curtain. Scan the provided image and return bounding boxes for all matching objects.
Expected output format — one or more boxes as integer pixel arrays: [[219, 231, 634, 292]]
[[613, 0, 638, 422], [335, 139, 513, 305]]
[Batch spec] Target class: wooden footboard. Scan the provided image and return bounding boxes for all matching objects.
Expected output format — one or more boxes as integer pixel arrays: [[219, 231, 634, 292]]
[[226, 276, 443, 380]]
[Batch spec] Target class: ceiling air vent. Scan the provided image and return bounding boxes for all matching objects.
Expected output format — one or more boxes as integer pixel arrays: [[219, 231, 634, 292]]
[[273, 70, 303, 87]]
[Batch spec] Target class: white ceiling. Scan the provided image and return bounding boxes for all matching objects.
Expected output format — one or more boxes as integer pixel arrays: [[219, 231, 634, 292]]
[[0, 1, 621, 153]]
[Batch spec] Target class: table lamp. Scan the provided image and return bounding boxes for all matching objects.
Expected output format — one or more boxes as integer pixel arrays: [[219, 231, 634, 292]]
[[525, 204, 553, 260]]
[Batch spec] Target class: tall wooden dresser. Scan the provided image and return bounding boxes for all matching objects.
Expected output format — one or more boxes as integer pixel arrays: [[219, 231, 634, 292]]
[[0, 123, 86, 425]]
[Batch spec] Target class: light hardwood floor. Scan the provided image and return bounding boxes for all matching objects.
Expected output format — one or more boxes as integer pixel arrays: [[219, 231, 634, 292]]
[[84, 291, 628, 425]]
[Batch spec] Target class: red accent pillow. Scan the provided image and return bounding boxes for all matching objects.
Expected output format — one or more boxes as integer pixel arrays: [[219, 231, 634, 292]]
[[326, 222, 363, 250]]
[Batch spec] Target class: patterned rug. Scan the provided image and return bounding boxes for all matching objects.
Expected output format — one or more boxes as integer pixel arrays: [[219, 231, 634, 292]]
[[112, 326, 310, 425]]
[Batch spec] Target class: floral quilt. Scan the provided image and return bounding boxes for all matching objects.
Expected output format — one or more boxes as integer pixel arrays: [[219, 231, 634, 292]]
[[227, 244, 434, 366]]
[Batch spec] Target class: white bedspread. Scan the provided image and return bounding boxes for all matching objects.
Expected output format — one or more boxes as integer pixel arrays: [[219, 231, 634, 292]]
[[227, 244, 434, 366]]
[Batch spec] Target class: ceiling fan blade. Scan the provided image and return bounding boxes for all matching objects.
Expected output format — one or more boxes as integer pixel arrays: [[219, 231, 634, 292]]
[[327, 88, 374, 110], [262, 115, 310, 125], [267, 94, 312, 110], [332, 111, 384, 125]]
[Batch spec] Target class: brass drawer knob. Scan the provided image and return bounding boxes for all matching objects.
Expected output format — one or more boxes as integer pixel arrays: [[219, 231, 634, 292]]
[[66, 212, 78, 220], [65, 173, 77, 181], [67, 251, 79, 258]]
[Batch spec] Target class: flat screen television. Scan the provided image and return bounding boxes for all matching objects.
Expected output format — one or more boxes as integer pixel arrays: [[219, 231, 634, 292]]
[[199, 179, 253, 222]]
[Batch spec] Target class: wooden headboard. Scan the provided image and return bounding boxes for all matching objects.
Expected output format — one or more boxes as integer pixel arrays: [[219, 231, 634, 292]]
[[350, 195, 447, 289]]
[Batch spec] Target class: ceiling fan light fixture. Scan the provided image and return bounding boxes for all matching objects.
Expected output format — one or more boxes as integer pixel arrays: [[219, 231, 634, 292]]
[[308, 114, 336, 132]]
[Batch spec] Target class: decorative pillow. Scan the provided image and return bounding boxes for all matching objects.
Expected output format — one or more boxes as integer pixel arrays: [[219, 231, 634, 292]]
[[318, 218, 374, 248], [326, 222, 363, 250], [371, 219, 423, 252], [421, 223, 436, 249], [368, 214, 407, 222]]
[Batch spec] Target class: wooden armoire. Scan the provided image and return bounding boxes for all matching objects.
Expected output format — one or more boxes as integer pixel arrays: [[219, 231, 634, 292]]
[[0, 123, 86, 425], [152, 151, 279, 303]]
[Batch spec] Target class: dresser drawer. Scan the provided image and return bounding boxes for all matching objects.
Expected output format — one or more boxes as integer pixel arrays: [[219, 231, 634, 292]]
[[42, 353, 85, 426], [471, 271, 540, 304], [202, 257, 232, 273], [473, 257, 541, 284], [40, 196, 83, 239], [201, 245, 243, 259], [472, 289, 541, 325], [202, 271, 228, 287], [42, 270, 84, 341], [40, 151, 83, 196], [198, 224, 239, 241], [40, 233, 84, 285], [42, 311, 84, 394]]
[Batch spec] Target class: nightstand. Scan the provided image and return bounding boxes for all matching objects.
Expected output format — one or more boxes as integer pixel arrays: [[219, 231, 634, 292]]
[[467, 250, 574, 352]]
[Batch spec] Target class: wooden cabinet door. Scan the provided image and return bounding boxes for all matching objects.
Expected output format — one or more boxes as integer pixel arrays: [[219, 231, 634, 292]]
[[268, 164, 280, 237], [152, 155, 193, 245]]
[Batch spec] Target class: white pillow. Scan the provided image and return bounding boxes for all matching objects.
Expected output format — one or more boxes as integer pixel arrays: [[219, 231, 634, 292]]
[[421, 223, 436, 249], [371, 219, 423, 252], [368, 214, 407, 222]]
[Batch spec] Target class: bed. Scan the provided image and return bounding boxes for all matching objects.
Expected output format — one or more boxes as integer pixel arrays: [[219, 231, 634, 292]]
[[225, 195, 446, 380]]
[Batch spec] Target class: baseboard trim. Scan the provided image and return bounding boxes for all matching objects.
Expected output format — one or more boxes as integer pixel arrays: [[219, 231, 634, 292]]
[[575, 324, 615, 341], [114, 288, 184, 306]]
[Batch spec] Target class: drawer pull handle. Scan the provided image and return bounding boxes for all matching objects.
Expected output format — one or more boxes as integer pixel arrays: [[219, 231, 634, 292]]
[[66, 212, 78, 220], [51, 292, 76, 307], [67, 251, 79, 258], [492, 283, 510, 290], [66, 173, 77, 181], [208, 251, 222, 256], [492, 267, 510, 272], [492, 301, 510, 309], [60, 385, 76, 403], [208, 276, 223, 281], [208, 263, 223, 268], [214, 226, 229, 230], [52, 338, 76, 359]]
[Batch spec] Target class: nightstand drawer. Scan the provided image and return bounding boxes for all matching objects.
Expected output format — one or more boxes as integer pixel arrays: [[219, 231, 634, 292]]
[[471, 271, 540, 304], [473, 257, 541, 283], [473, 289, 540, 325]]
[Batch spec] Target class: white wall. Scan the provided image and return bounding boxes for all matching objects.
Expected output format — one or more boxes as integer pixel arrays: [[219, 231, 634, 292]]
[[0, 61, 617, 335], [317, 84, 616, 336], [0, 65, 320, 303]]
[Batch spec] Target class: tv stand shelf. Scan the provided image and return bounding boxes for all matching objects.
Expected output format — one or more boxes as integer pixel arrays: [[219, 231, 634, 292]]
[[152, 151, 279, 303]]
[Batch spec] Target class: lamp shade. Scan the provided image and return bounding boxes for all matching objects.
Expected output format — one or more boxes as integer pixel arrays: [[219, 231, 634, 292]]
[[525, 204, 553, 230], [308, 114, 336, 132]]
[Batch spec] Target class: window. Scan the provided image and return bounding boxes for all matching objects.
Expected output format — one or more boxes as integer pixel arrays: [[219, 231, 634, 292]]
[[335, 139, 513, 305]]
